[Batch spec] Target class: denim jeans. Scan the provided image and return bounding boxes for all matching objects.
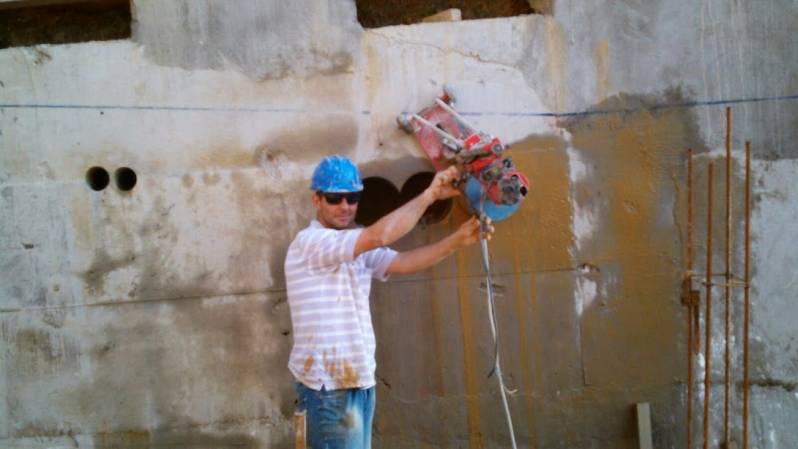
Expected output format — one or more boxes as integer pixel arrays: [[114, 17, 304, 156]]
[[295, 382, 376, 449]]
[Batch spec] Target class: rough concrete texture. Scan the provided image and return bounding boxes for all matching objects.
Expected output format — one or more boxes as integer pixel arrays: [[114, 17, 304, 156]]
[[133, 0, 362, 81], [1, 0, 796, 448]]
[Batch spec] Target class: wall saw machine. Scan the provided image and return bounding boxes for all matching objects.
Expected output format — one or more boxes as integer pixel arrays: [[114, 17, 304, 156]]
[[397, 88, 530, 222]]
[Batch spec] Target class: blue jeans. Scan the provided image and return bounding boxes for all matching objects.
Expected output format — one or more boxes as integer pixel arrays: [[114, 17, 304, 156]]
[[295, 382, 375, 449]]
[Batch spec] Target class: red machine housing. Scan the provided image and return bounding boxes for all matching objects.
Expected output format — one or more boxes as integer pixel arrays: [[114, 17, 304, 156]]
[[397, 90, 529, 208]]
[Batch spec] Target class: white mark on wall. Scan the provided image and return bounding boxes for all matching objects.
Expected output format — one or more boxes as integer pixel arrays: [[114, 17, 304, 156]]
[[575, 277, 597, 317], [567, 145, 598, 253]]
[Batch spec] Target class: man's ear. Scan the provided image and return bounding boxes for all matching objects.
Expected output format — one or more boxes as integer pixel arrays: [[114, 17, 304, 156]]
[[311, 192, 321, 209]]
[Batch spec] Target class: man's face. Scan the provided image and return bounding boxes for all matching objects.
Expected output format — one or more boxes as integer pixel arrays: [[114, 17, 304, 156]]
[[312, 191, 360, 230]]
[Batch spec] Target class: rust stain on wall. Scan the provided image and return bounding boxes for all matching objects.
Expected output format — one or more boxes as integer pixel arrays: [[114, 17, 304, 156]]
[[424, 228, 449, 396], [563, 92, 700, 386], [454, 209, 484, 449], [489, 134, 573, 274], [509, 217, 537, 448]]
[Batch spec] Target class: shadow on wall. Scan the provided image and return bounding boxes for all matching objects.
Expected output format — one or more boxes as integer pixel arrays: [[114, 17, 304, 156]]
[[355, 172, 453, 227], [354, 0, 547, 28]]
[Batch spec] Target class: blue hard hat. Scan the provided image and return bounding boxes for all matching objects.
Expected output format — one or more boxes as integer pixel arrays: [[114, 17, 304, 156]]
[[310, 155, 364, 192]]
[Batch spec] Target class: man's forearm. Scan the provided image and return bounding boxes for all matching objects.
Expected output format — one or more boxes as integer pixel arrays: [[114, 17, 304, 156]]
[[386, 232, 462, 275], [355, 190, 435, 255]]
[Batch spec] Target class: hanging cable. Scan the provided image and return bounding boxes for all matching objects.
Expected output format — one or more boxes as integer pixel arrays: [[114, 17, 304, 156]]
[[478, 192, 518, 449]]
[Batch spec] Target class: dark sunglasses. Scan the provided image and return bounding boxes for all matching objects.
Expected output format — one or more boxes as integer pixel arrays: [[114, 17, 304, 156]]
[[319, 192, 361, 205]]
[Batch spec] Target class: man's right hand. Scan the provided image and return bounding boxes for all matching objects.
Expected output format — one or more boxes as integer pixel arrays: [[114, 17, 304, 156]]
[[425, 166, 462, 201]]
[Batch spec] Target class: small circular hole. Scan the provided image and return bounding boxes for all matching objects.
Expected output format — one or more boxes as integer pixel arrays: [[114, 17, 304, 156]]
[[355, 177, 400, 226], [400, 172, 453, 226], [114, 167, 137, 191], [85, 166, 110, 191]]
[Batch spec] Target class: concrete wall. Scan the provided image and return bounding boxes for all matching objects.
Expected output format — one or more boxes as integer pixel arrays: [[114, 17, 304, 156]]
[[1, 0, 796, 448]]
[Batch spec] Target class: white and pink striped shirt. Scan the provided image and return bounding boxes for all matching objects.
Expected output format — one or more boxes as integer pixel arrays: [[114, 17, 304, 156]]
[[285, 220, 398, 390]]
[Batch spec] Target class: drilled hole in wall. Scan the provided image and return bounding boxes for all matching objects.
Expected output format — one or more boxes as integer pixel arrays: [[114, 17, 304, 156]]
[[85, 166, 109, 191], [355, 177, 400, 226], [400, 172, 453, 226], [114, 167, 137, 191], [355, 0, 547, 28]]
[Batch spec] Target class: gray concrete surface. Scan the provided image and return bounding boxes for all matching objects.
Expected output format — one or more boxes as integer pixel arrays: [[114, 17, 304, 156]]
[[1, 0, 796, 448]]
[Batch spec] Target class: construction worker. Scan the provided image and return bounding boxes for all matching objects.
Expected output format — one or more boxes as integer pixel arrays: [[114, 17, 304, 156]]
[[285, 155, 493, 448]]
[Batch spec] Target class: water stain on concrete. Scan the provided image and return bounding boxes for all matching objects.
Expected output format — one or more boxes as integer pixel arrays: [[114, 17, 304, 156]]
[[181, 174, 194, 188], [228, 171, 291, 291], [80, 249, 137, 296], [197, 146, 256, 169], [266, 115, 359, 160], [9, 325, 81, 380], [202, 172, 221, 185], [93, 429, 150, 449]]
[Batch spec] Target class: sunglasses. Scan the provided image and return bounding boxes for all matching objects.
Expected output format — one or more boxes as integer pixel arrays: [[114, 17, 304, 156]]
[[319, 192, 361, 205]]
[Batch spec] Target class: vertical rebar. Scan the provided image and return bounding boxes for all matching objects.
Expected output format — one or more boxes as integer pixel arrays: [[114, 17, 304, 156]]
[[703, 162, 714, 449], [743, 141, 751, 449], [689, 149, 699, 356], [687, 149, 694, 449], [723, 107, 733, 445]]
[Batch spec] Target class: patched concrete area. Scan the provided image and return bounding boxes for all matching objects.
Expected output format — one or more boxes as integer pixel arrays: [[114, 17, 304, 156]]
[[1, 0, 796, 448]]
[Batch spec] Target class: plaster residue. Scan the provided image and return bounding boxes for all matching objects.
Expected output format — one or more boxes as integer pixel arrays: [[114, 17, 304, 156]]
[[575, 277, 598, 317], [568, 145, 599, 253], [563, 91, 702, 387]]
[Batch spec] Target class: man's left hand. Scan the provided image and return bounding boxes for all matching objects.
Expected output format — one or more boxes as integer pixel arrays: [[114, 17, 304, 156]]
[[456, 216, 495, 247]]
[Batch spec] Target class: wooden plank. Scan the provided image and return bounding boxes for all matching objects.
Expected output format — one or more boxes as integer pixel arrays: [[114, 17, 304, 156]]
[[636, 402, 653, 449]]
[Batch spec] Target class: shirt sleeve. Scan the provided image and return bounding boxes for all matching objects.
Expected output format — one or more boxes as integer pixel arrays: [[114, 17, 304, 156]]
[[362, 246, 399, 282], [299, 227, 363, 270]]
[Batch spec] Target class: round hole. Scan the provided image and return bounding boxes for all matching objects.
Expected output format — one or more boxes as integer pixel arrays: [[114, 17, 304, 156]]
[[355, 177, 400, 227], [400, 172, 453, 226], [114, 167, 137, 191], [85, 166, 110, 191]]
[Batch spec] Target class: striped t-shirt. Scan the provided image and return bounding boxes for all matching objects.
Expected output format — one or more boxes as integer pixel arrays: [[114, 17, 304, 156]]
[[285, 220, 398, 390]]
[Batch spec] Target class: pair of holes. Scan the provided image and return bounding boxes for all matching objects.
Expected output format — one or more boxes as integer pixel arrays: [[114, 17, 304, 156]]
[[355, 172, 452, 227], [85, 166, 137, 192]]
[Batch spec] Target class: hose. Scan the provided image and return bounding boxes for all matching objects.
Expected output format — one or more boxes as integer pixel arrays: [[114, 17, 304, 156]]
[[478, 203, 519, 449]]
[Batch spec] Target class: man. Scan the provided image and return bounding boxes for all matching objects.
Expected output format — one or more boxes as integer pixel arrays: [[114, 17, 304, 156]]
[[285, 155, 492, 448]]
